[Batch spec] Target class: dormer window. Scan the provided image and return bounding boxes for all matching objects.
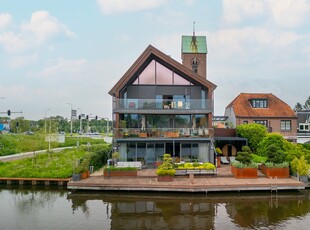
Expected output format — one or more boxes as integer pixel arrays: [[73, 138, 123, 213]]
[[251, 99, 267, 108]]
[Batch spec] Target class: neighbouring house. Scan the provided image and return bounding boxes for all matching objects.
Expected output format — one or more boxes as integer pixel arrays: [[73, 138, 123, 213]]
[[108, 33, 217, 167], [224, 93, 297, 142], [297, 110, 310, 144]]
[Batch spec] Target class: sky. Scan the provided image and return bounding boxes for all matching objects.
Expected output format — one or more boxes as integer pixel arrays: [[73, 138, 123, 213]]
[[0, 0, 309, 121]]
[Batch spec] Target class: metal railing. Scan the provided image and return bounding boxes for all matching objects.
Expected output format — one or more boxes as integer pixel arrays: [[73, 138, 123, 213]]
[[113, 99, 214, 111], [113, 127, 214, 138]]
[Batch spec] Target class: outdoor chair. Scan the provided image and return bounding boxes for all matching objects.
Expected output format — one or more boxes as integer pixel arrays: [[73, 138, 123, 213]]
[[220, 156, 229, 164], [229, 156, 236, 162]]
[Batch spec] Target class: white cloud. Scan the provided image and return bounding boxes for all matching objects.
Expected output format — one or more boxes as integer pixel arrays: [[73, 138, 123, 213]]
[[207, 27, 301, 61], [0, 13, 12, 30], [268, 0, 310, 28], [97, 0, 166, 14], [0, 11, 74, 55], [39, 58, 87, 78], [8, 54, 38, 68], [222, 0, 266, 24], [222, 0, 310, 28], [21, 10, 75, 43]]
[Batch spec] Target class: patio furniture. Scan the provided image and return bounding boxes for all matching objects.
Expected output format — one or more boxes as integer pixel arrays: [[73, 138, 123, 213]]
[[229, 156, 236, 162], [220, 157, 229, 164]]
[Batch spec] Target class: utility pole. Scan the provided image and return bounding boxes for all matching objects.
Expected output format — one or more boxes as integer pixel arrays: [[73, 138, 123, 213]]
[[67, 103, 73, 136], [45, 108, 50, 134]]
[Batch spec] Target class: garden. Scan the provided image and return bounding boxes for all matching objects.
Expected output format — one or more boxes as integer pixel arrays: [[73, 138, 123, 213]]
[[228, 123, 310, 180], [0, 143, 111, 178]]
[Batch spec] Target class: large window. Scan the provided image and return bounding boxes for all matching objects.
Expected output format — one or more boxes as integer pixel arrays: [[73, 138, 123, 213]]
[[181, 143, 198, 161], [281, 120, 291, 131], [133, 60, 191, 86]]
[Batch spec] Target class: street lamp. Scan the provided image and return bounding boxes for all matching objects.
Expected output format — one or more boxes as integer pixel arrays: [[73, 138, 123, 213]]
[[45, 108, 50, 134], [67, 103, 73, 136], [77, 108, 82, 133], [104, 117, 110, 136]]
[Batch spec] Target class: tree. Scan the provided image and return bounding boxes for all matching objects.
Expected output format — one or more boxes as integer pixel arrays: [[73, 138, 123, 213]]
[[236, 123, 267, 153], [293, 102, 303, 112], [257, 133, 286, 157], [304, 96, 310, 110], [293, 96, 310, 111]]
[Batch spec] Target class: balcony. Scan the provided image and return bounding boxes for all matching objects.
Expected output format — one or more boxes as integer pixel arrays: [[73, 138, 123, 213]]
[[113, 99, 214, 114], [113, 127, 214, 139]]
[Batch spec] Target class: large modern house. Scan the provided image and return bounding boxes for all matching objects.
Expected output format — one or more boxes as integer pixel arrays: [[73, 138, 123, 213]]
[[109, 33, 217, 167], [224, 93, 297, 142]]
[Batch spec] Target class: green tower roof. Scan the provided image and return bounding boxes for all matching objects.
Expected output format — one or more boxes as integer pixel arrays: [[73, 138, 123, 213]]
[[182, 35, 207, 54]]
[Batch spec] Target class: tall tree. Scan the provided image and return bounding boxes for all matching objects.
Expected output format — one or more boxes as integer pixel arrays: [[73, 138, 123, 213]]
[[293, 102, 303, 112], [304, 96, 310, 110]]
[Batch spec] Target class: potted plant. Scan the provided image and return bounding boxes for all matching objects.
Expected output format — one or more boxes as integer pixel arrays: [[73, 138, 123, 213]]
[[119, 120, 128, 137], [111, 152, 120, 166], [79, 157, 90, 179], [156, 153, 176, 182], [233, 146, 258, 178], [291, 156, 310, 183], [72, 166, 82, 181], [262, 145, 289, 178], [215, 147, 222, 168]]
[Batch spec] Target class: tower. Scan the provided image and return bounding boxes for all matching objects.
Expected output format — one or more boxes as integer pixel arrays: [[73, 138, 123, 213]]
[[181, 22, 208, 79]]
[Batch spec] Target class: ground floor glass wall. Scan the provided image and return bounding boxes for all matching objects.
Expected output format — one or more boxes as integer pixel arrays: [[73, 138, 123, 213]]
[[117, 141, 213, 166]]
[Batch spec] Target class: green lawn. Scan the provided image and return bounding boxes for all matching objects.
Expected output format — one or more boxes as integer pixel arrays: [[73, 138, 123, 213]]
[[0, 134, 105, 156], [0, 148, 88, 178]]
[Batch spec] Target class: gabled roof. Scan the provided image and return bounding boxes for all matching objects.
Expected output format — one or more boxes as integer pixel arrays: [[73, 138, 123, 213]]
[[226, 93, 296, 118], [109, 45, 216, 97]]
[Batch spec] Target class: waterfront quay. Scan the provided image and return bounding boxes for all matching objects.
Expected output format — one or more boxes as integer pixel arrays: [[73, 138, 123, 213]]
[[68, 166, 306, 193]]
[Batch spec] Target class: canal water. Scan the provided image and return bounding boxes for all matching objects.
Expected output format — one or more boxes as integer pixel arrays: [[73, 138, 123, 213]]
[[1, 185, 310, 230]]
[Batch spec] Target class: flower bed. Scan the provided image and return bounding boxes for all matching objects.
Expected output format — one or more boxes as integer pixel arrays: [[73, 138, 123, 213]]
[[261, 162, 289, 178], [231, 162, 258, 179], [103, 167, 137, 177]]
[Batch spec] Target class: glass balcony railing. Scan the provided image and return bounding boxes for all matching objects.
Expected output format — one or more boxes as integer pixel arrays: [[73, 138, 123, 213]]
[[114, 99, 214, 111], [113, 127, 214, 139]]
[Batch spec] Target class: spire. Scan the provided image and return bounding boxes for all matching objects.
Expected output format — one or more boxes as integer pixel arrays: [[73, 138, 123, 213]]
[[190, 21, 198, 52]]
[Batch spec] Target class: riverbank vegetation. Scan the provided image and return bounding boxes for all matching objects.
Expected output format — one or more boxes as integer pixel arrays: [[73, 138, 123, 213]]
[[0, 134, 105, 156], [0, 143, 111, 178]]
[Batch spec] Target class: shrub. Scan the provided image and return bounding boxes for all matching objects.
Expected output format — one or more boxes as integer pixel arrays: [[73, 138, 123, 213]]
[[291, 156, 309, 176], [231, 161, 257, 168], [236, 123, 267, 152], [250, 154, 267, 164], [103, 166, 137, 172], [156, 154, 176, 176], [266, 144, 285, 164]]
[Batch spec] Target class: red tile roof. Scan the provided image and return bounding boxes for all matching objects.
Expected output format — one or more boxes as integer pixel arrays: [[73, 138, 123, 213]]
[[226, 93, 296, 118]]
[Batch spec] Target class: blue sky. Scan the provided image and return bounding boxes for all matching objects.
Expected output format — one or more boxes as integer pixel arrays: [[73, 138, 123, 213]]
[[0, 0, 309, 120]]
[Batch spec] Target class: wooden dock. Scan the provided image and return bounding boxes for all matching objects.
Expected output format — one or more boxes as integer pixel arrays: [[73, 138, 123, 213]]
[[67, 168, 306, 193], [0, 177, 70, 186]]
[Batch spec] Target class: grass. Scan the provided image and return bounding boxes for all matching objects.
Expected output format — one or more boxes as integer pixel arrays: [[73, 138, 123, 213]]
[[0, 148, 88, 178], [0, 134, 105, 156]]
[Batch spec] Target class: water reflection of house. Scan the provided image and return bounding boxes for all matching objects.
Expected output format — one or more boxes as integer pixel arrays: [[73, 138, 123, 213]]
[[111, 200, 215, 229], [109, 32, 217, 166]]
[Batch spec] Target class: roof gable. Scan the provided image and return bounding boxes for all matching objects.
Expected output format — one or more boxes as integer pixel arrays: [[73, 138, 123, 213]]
[[226, 93, 296, 118], [109, 45, 216, 96]]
